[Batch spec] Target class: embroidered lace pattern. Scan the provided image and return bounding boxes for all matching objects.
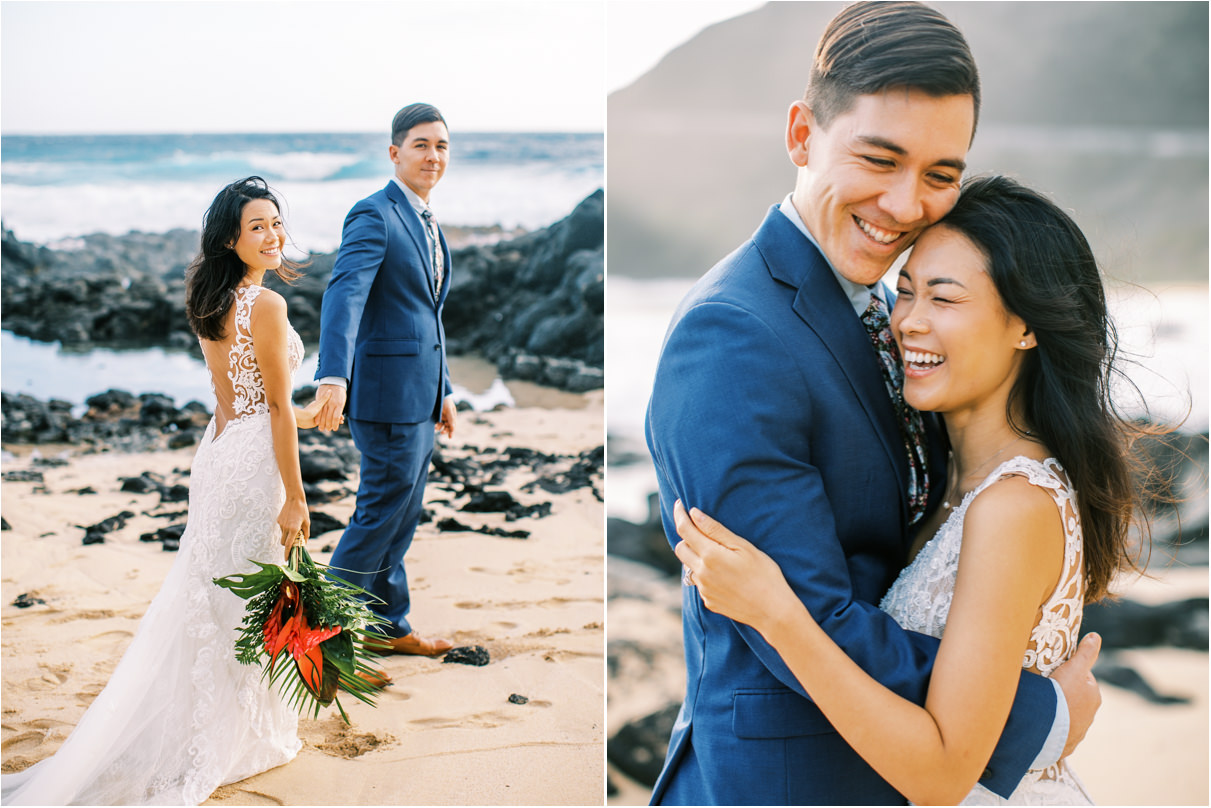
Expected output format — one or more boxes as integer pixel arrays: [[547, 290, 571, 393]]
[[880, 456, 1093, 805], [225, 284, 305, 422]]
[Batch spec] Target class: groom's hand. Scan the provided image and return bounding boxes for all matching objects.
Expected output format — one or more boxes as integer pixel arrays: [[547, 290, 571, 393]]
[[436, 395, 457, 439], [315, 384, 347, 432], [1052, 632, 1102, 758]]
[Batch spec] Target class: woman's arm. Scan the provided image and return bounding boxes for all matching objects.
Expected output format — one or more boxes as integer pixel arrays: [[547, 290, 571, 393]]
[[249, 289, 310, 561], [674, 477, 1064, 805]]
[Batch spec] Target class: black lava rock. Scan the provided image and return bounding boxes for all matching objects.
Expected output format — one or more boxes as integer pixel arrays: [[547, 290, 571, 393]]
[[443, 645, 490, 666], [462, 490, 521, 513], [1082, 597, 1208, 651], [3, 470, 44, 483], [12, 593, 46, 608], [309, 510, 346, 536], [607, 703, 681, 787], [81, 510, 135, 545]]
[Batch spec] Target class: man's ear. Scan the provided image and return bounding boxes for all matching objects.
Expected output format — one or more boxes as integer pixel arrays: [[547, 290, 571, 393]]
[[786, 100, 815, 168]]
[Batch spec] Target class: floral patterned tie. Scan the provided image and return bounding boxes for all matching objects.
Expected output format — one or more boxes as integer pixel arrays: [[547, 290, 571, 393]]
[[421, 208, 444, 301], [861, 294, 929, 524]]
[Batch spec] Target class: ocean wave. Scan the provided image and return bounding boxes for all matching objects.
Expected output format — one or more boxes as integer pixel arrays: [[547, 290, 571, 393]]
[[2, 132, 603, 249], [1, 170, 603, 252]]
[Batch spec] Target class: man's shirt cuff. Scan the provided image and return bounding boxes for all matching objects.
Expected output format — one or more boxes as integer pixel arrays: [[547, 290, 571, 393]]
[[1031, 678, 1069, 770], [318, 376, 347, 389]]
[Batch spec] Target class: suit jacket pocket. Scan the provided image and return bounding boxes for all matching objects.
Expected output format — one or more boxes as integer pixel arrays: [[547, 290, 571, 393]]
[[732, 689, 837, 739], [364, 338, 420, 356]]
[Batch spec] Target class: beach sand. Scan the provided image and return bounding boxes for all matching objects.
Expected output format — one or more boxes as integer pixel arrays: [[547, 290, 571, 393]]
[[606, 557, 1208, 806], [1, 398, 605, 806]]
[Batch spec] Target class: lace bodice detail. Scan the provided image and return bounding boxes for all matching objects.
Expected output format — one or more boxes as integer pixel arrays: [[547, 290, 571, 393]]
[[880, 456, 1085, 677], [225, 285, 304, 419]]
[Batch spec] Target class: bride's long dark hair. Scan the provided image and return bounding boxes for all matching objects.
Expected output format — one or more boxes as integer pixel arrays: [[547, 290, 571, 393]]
[[940, 175, 1160, 602], [185, 176, 302, 341]]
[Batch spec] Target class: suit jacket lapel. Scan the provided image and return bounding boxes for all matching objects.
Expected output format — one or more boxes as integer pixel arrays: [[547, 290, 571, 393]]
[[436, 229, 451, 307], [753, 207, 910, 522], [385, 182, 438, 302]]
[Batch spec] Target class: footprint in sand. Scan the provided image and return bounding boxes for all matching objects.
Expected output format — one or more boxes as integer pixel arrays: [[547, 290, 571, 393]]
[[23, 664, 71, 692], [81, 629, 133, 655], [314, 728, 396, 759], [2, 731, 49, 755], [409, 709, 514, 730], [49, 609, 115, 624], [542, 649, 603, 663], [207, 785, 284, 805]]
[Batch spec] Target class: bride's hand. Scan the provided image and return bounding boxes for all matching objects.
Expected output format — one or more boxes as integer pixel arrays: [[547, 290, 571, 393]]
[[277, 496, 310, 561], [673, 499, 797, 632], [293, 398, 324, 430]]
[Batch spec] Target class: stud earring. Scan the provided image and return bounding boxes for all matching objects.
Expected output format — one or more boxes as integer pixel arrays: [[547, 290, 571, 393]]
[[1019, 340, 1028, 347]]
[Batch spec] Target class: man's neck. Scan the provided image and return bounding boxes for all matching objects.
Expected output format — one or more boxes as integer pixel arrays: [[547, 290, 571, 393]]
[[393, 175, 430, 206]]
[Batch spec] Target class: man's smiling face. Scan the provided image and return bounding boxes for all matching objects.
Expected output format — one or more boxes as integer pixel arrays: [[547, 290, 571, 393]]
[[790, 88, 975, 286]]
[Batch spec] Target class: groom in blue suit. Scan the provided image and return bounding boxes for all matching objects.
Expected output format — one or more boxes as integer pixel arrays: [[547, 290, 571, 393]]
[[315, 103, 457, 658], [645, 3, 1100, 804]]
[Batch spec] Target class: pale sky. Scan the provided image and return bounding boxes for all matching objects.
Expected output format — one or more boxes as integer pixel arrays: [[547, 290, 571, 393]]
[[2, 0, 764, 134], [1, 0, 608, 134], [607, 1, 764, 93]]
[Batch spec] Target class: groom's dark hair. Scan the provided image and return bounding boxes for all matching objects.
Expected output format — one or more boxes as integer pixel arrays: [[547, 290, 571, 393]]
[[391, 103, 447, 146], [807, 1, 981, 136]]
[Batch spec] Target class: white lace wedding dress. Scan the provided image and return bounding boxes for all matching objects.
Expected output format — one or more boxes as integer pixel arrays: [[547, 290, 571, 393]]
[[880, 456, 1094, 805], [2, 285, 304, 805]]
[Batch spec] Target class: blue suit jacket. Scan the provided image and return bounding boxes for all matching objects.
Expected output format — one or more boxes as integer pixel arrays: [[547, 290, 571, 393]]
[[645, 207, 1057, 805], [317, 181, 452, 424]]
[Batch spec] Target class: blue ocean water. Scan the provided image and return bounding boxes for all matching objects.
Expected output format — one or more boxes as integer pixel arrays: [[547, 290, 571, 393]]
[[0, 132, 601, 407], [0, 131, 603, 252]]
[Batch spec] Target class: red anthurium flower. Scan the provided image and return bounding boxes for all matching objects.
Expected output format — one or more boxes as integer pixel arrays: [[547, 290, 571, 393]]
[[263, 580, 341, 680], [296, 643, 326, 697], [264, 581, 301, 669]]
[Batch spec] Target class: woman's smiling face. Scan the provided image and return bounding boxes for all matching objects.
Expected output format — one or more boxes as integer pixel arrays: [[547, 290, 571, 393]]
[[891, 225, 1034, 419], [230, 198, 284, 273]]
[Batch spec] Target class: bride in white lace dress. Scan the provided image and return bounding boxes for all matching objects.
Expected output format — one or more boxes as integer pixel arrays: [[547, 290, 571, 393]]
[[2, 177, 324, 805], [674, 176, 1150, 805]]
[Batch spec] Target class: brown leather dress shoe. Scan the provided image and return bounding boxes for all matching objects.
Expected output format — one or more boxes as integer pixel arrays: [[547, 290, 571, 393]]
[[341, 668, 392, 691], [381, 632, 453, 657]]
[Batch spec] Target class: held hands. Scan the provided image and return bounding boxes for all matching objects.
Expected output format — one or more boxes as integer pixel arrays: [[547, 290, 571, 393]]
[[293, 397, 324, 430], [672, 500, 794, 632], [1051, 632, 1103, 758], [314, 384, 347, 433], [436, 395, 457, 439], [277, 496, 311, 562]]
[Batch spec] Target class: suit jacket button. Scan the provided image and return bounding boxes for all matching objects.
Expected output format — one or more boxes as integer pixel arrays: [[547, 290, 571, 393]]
[[982, 767, 992, 780], [434, 344, 441, 351]]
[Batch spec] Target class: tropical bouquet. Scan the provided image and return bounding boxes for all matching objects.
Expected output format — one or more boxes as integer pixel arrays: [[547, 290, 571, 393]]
[[213, 544, 388, 722]]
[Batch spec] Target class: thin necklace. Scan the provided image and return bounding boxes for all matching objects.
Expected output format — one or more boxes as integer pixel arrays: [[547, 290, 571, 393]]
[[941, 432, 1032, 510]]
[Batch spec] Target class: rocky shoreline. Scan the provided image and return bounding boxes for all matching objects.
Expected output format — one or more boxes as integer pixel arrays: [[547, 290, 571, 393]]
[[1, 190, 603, 393], [2, 385, 602, 555]]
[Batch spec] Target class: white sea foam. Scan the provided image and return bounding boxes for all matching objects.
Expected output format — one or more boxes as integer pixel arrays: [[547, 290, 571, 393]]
[[1, 167, 602, 253]]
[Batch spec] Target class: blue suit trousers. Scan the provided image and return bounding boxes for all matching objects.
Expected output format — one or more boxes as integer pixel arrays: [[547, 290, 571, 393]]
[[329, 417, 435, 637]]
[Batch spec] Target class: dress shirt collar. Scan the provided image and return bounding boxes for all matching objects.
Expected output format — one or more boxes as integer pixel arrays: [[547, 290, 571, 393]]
[[391, 176, 431, 218], [778, 193, 882, 316]]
